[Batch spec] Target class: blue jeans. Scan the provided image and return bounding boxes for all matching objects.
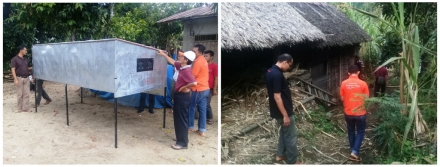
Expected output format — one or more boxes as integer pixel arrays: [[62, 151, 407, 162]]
[[345, 114, 367, 156], [188, 89, 210, 132], [206, 88, 214, 120]]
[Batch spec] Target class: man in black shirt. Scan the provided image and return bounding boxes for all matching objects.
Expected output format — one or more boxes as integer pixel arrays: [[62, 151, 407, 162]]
[[265, 53, 299, 164]]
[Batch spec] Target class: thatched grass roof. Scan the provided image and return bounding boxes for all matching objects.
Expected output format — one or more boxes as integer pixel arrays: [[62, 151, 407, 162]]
[[221, 2, 326, 50], [222, 2, 372, 50], [158, 5, 216, 23], [289, 2, 372, 47]]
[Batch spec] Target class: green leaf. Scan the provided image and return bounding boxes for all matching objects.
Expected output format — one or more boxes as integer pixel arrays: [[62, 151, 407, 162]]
[[67, 20, 76, 26], [402, 89, 418, 152]]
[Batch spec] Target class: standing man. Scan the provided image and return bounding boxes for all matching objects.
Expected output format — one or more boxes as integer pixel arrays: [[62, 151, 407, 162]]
[[373, 64, 388, 97], [11, 45, 32, 112], [33, 79, 52, 107], [158, 50, 197, 150], [340, 65, 369, 162], [137, 93, 155, 114], [188, 44, 210, 137], [265, 53, 299, 164], [204, 50, 218, 125]]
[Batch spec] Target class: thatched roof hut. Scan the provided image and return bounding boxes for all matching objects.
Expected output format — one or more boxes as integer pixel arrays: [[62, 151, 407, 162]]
[[289, 2, 372, 47], [221, 2, 371, 50], [221, 2, 326, 50]]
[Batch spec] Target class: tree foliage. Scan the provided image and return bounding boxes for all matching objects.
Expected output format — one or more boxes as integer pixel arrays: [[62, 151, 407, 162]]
[[3, 3, 216, 70]]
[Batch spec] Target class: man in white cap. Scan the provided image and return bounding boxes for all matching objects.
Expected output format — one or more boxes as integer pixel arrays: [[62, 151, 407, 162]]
[[158, 50, 197, 150]]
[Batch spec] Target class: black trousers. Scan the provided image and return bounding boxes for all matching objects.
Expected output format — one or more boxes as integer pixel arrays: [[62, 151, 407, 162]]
[[374, 79, 386, 97], [36, 80, 52, 105], [173, 91, 190, 147], [138, 93, 155, 112]]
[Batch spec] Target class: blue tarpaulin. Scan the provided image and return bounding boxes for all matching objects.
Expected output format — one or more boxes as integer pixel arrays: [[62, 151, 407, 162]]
[[90, 64, 175, 109]]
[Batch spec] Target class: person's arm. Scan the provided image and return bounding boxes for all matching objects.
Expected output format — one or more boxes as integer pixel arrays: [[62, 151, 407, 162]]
[[11, 59, 19, 86], [364, 82, 370, 98], [271, 74, 290, 126], [28, 66, 32, 70], [11, 67, 18, 86], [274, 93, 290, 127], [213, 76, 218, 95], [213, 64, 218, 95], [179, 82, 197, 92], [157, 50, 175, 66]]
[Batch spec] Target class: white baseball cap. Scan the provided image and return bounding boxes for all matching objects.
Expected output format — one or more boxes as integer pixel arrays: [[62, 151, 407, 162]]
[[183, 51, 196, 61]]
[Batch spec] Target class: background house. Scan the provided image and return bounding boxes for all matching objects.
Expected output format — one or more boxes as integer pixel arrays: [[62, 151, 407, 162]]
[[158, 4, 218, 64], [222, 2, 371, 91]]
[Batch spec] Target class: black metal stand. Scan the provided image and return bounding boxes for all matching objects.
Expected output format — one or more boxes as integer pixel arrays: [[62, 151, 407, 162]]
[[35, 79, 37, 113], [65, 84, 69, 126], [114, 98, 118, 148], [80, 87, 83, 103], [163, 87, 167, 128]]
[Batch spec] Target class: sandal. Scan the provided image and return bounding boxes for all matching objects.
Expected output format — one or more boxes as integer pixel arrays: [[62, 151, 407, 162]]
[[172, 137, 177, 141], [44, 100, 52, 105], [171, 144, 188, 150], [195, 130, 206, 137], [207, 119, 214, 125], [275, 156, 286, 161], [348, 154, 362, 162], [23, 109, 33, 113]]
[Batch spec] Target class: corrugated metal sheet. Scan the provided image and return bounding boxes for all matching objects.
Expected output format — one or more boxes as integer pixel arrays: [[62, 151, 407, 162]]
[[32, 38, 167, 98]]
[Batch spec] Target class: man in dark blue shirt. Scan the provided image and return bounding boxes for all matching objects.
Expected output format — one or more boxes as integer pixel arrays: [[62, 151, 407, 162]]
[[265, 53, 299, 164]]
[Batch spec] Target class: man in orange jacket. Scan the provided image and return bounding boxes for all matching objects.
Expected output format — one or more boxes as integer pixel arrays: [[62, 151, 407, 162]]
[[340, 65, 369, 162]]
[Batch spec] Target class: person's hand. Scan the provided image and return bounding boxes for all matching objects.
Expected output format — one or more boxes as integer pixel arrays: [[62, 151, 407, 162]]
[[14, 79, 18, 86], [178, 87, 187, 92], [157, 49, 166, 56], [283, 116, 290, 127], [213, 89, 217, 95], [31, 78, 35, 84]]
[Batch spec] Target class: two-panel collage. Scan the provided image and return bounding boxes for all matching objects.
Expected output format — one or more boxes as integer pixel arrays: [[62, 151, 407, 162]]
[[2, 1, 438, 166]]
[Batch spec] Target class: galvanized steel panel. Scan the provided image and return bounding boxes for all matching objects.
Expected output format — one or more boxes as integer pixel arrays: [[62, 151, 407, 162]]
[[32, 39, 167, 98]]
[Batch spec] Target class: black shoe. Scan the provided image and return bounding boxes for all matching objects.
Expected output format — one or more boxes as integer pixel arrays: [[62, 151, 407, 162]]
[[148, 110, 154, 114], [137, 110, 144, 114]]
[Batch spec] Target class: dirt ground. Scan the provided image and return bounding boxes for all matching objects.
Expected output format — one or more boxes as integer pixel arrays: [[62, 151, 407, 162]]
[[221, 84, 388, 165], [3, 81, 218, 164]]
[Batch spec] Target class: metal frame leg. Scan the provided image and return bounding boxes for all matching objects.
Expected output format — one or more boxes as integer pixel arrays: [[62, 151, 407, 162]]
[[80, 87, 83, 103], [35, 79, 37, 113], [163, 87, 166, 128], [65, 84, 69, 126], [114, 98, 118, 148]]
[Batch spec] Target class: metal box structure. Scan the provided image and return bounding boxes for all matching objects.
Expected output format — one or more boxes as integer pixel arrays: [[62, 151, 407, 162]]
[[32, 38, 167, 98]]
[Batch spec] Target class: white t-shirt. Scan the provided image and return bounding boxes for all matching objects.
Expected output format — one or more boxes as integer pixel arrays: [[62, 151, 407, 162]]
[[172, 67, 179, 81]]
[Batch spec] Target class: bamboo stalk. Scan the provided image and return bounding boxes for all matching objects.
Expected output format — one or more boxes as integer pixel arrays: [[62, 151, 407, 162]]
[[321, 130, 337, 140], [312, 146, 339, 162], [404, 103, 436, 106]]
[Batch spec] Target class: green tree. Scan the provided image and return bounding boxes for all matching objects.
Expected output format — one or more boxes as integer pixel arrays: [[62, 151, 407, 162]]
[[109, 3, 211, 51], [3, 3, 112, 69]]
